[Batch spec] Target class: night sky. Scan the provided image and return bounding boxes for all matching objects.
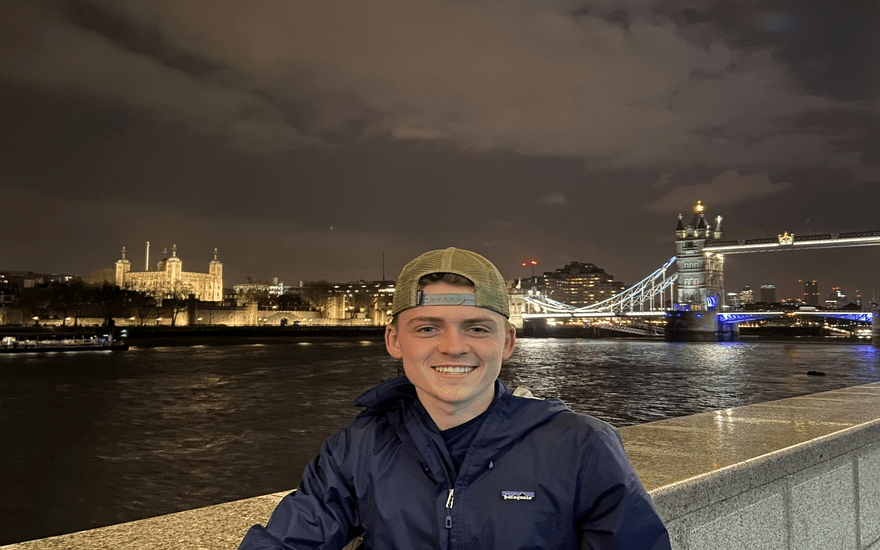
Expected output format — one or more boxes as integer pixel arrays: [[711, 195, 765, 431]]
[[2, 0, 879, 302]]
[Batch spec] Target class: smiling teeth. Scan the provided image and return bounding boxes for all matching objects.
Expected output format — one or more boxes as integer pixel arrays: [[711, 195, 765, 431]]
[[434, 366, 475, 374]]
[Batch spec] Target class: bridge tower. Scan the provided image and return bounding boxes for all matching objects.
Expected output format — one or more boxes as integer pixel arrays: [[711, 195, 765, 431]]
[[674, 201, 726, 310], [667, 201, 736, 341]]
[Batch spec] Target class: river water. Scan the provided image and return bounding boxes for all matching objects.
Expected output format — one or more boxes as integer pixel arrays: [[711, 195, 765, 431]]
[[1, 337, 879, 544]]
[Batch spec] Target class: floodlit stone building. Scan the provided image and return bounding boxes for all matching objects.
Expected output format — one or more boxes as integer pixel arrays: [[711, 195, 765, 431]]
[[674, 200, 726, 310], [115, 244, 223, 303]]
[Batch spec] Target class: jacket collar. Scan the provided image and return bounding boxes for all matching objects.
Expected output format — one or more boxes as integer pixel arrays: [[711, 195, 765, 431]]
[[353, 375, 568, 436], [353, 375, 514, 411]]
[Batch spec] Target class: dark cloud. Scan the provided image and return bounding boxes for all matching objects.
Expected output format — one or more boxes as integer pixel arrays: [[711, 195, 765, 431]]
[[1, 0, 879, 301]]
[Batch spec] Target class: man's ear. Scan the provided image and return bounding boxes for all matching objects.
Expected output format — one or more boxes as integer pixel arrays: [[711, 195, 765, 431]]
[[502, 322, 516, 360], [385, 324, 403, 359]]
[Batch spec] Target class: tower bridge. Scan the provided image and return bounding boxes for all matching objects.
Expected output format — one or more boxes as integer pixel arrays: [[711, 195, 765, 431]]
[[522, 201, 880, 341]]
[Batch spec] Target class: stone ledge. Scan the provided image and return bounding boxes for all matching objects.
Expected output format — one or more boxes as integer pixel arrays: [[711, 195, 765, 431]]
[[0, 492, 288, 550]]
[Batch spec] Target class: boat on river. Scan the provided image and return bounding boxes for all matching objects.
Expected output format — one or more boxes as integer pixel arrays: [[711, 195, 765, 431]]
[[0, 334, 129, 353]]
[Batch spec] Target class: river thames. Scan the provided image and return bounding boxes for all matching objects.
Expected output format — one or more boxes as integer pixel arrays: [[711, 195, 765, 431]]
[[1, 337, 879, 544]]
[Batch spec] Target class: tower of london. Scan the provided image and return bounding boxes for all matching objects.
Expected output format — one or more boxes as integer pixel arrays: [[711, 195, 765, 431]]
[[115, 243, 223, 302]]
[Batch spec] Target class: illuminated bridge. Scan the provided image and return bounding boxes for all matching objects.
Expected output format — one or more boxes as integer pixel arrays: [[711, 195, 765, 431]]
[[718, 311, 874, 324], [522, 256, 676, 319], [520, 201, 880, 340]]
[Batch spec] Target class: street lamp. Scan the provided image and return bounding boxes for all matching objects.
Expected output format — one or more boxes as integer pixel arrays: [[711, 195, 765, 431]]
[[521, 259, 538, 278]]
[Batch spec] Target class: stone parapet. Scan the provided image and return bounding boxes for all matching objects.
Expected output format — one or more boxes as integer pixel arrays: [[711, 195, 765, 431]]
[[628, 383, 880, 549], [3, 383, 880, 549]]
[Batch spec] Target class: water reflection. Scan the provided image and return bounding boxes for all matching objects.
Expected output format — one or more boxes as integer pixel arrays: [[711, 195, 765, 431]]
[[502, 340, 880, 426], [1, 338, 878, 545]]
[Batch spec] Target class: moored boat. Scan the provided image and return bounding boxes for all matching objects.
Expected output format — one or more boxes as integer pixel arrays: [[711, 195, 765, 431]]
[[0, 334, 129, 353]]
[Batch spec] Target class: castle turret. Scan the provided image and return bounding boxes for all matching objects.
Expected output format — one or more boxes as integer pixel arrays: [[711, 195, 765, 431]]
[[157, 249, 167, 272], [115, 247, 131, 288], [167, 244, 182, 283], [209, 248, 223, 302], [712, 215, 724, 241], [675, 214, 686, 239]]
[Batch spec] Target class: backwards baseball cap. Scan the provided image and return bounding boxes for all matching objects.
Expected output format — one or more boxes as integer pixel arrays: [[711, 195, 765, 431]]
[[391, 247, 510, 318]]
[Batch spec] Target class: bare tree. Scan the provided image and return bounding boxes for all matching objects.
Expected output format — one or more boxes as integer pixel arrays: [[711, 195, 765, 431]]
[[299, 281, 336, 319], [347, 290, 372, 319], [130, 291, 157, 326], [163, 281, 194, 326], [94, 283, 127, 325]]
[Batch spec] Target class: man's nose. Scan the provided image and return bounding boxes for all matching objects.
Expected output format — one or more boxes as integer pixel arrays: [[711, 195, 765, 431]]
[[438, 330, 468, 355]]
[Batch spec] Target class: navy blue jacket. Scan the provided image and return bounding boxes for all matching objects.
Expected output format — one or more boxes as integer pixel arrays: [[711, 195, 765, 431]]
[[239, 376, 670, 549]]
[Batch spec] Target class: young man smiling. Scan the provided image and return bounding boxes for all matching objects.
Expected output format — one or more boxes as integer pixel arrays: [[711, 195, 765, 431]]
[[239, 247, 670, 550], [385, 274, 515, 430]]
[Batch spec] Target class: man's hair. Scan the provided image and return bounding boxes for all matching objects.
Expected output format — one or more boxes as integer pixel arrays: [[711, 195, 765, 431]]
[[417, 272, 475, 289]]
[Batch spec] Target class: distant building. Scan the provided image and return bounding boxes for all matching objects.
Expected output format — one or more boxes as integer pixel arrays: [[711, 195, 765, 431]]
[[726, 292, 742, 309], [233, 277, 286, 305], [760, 284, 776, 304], [115, 244, 223, 303], [294, 279, 396, 324], [825, 287, 847, 310], [540, 261, 625, 307], [803, 280, 820, 306], [739, 286, 754, 305]]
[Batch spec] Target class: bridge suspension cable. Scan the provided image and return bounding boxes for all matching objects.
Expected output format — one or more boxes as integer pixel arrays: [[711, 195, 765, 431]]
[[523, 256, 678, 315]]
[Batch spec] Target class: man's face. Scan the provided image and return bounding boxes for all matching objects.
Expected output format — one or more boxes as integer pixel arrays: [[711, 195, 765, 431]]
[[385, 282, 516, 423]]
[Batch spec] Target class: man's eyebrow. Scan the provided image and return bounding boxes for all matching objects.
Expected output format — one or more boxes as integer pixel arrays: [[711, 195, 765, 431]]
[[405, 315, 498, 326]]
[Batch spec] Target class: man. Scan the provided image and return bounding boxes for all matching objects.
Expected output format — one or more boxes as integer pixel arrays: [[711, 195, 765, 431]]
[[239, 247, 670, 549]]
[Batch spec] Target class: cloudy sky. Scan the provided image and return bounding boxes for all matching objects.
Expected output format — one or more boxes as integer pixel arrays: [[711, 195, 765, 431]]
[[2, 0, 879, 302]]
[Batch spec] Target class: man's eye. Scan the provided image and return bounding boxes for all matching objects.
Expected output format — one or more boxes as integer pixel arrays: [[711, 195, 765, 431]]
[[467, 326, 491, 334], [415, 326, 438, 333]]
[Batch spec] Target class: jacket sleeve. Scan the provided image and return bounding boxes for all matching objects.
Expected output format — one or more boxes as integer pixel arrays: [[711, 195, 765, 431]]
[[577, 428, 671, 550], [238, 435, 362, 550]]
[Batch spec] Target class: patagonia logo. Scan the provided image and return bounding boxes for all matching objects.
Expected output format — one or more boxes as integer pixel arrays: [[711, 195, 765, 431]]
[[501, 491, 535, 501]]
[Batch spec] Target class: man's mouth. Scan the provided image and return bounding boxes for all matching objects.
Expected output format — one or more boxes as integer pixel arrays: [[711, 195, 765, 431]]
[[432, 366, 476, 374]]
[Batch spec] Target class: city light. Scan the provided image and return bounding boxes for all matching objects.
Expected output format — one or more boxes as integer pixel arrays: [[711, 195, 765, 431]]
[[521, 259, 538, 277]]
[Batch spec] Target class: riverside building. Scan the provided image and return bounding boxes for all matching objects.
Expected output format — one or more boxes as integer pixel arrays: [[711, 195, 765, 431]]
[[760, 284, 777, 304], [115, 244, 223, 303], [538, 261, 625, 307]]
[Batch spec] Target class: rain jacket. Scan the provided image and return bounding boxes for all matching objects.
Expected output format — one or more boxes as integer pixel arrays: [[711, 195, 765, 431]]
[[238, 376, 670, 550]]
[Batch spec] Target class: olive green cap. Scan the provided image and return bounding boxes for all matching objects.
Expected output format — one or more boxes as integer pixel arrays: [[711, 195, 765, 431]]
[[391, 247, 510, 318]]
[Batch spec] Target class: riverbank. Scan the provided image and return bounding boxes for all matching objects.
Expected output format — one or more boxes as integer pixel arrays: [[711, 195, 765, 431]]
[[6, 323, 871, 343]]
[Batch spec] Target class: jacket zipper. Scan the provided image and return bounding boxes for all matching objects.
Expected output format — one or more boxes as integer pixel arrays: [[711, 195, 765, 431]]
[[445, 488, 454, 528], [429, 438, 455, 529]]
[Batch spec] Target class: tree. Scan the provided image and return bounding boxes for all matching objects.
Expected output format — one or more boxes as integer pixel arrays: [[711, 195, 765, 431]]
[[163, 280, 194, 326], [94, 283, 127, 325], [18, 286, 53, 324], [347, 290, 372, 319], [299, 281, 336, 319], [129, 291, 157, 326]]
